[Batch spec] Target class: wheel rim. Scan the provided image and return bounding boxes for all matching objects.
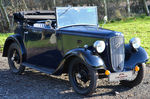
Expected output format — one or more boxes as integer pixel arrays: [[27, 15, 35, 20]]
[[72, 62, 91, 90], [130, 71, 138, 80], [8, 49, 21, 72]]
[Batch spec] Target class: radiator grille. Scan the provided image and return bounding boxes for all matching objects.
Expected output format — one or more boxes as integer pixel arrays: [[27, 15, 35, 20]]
[[110, 36, 125, 71]]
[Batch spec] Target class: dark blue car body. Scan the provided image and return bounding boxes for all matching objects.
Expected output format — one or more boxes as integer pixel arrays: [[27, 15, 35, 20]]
[[2, 10, 148, 75], [2, 8, 149, 95]]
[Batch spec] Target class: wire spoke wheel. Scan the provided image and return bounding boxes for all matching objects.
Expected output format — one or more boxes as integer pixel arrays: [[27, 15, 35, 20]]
[[73, 63, 91, 90], [9, 49, 21, 71], [8, 43, 25, 74]]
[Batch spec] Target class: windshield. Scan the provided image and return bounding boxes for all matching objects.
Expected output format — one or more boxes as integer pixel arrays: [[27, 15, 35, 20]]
[[56, 6, 98, 28]]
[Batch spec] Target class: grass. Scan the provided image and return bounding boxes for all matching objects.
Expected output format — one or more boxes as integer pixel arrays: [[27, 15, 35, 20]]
[[0, 33, 13, 51], [102, 16, 150, 62]]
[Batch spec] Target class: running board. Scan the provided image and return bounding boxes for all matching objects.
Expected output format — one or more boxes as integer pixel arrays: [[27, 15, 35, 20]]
[[21, 62, 55, 74]]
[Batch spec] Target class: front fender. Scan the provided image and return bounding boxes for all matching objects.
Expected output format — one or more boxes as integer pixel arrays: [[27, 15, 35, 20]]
[[3, 34, 26, 61], [124, 44, 149, 70], [65, 48, 105, 69]]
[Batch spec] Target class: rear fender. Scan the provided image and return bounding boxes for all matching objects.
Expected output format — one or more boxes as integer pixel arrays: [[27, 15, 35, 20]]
[[2, 34, 26, 62]]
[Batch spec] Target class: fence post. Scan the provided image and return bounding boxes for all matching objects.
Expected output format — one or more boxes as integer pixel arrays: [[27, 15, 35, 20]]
[[104, 0, 108, 17], [53, 0, 56, 7], [126, 0, 131, 17]]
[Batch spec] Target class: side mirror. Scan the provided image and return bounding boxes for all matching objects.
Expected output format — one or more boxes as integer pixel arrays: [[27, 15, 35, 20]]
[[102, 16, 108, 28]]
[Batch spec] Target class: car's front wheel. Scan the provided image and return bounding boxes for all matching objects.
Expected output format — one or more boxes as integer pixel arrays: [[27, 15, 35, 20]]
[[120, 63, 146, 88], [8, 43, 25, 74], [68, 58, 98, 95]]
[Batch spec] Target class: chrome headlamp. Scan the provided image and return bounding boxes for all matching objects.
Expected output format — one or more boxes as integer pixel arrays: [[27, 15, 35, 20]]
[[93, 40, 105, 53], [130, 38, 141, 49]]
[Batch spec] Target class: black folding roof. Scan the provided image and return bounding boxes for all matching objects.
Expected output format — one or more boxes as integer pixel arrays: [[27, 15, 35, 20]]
[[14, 10, 56, 23]]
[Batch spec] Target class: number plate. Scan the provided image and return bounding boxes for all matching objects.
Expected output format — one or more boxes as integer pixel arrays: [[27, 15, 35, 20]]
[[108, 71, 133, 82]]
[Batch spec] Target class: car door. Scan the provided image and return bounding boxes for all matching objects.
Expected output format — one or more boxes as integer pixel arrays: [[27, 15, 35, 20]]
[[25, 27, 63, 69]]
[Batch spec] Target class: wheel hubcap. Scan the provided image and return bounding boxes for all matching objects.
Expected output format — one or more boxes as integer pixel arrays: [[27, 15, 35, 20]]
[[10, 49, 20, 70], [73, 63, 91, 89], [76, 73, 81, 79]]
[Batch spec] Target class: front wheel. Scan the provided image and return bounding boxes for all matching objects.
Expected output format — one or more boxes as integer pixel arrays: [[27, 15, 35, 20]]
[[68, 58, 98, 95], [120, 63, 146, 88]]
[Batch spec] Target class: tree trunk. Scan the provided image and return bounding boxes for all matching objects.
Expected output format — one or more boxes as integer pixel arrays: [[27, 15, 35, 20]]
[[0, 0, 10, 31], [0, 20, 4, 32], [104, 0, 108, 17], [10, 0, 15, 8], [126, 0, 131, 17], [10, 0, 17, 12], [142, 0, 149, 16], [22, 0, 28, 10]]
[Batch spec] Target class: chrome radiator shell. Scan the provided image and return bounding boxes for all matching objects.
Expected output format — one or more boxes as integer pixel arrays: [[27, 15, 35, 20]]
[[110, 36, 125, 71]]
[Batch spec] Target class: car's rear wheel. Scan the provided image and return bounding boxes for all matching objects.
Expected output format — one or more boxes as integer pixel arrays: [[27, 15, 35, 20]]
[[8, 43, 25, 74], [68, 58, 98, 95], [120, 63, 146, 88]]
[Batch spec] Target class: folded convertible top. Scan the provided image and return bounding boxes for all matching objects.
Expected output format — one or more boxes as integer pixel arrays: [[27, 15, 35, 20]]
[[14, 10, 56, 23]]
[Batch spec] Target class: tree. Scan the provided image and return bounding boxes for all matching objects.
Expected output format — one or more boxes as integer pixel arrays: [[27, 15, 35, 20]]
[[22, 0, 28, 10], [0, 0, 10, 31], [142, 0, 149, 16], [10, 0, 15, 8], [126, 0, 131, 16]]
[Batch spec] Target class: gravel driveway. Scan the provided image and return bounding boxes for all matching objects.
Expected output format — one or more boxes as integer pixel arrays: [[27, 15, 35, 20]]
[[0, 53, 150, 99]]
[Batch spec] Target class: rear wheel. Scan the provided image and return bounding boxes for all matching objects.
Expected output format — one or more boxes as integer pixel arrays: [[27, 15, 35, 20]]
[[68, 58, 98, 95], [120, 63, 146, 88], [8, 43, 25, 74]]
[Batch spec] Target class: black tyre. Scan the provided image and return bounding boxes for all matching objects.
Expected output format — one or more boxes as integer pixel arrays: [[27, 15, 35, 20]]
[[68, 58, 98, 95], [120, 63, 146, 88], [8, 43, 25, 74]]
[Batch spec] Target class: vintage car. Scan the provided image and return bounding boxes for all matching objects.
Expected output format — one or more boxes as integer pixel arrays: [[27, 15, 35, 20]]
[[2, 6, 148, 95]]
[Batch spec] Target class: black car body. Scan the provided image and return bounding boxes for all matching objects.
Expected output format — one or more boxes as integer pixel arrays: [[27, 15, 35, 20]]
[[2, 7, 148, 95]]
